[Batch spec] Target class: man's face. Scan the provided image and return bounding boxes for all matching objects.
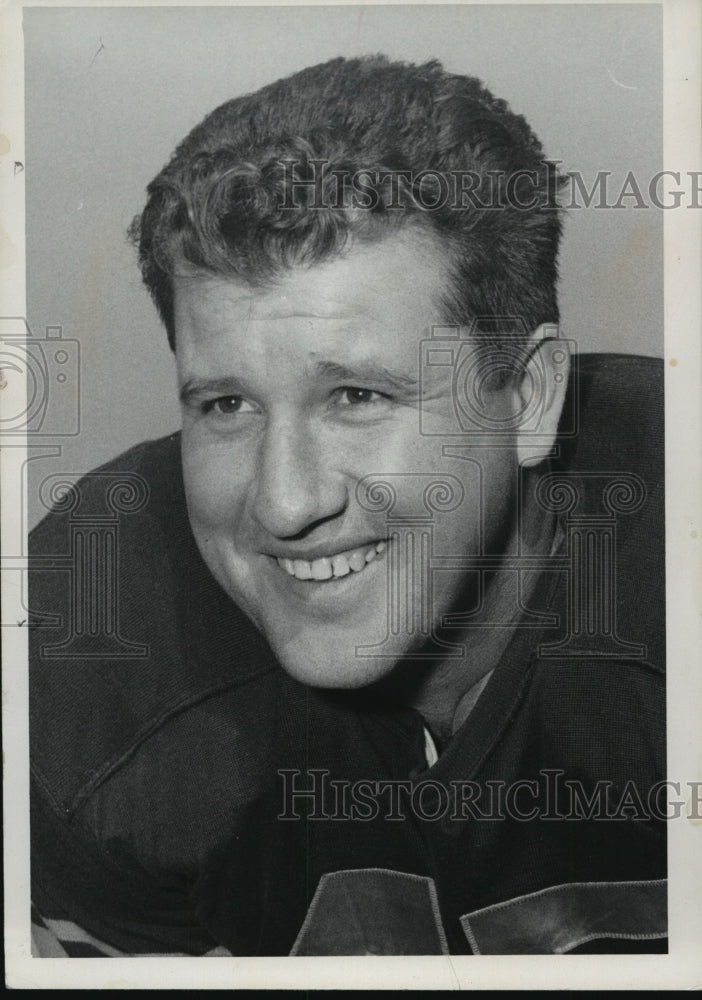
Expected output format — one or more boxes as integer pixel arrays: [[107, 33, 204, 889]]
[[176, 232, 521, 689]]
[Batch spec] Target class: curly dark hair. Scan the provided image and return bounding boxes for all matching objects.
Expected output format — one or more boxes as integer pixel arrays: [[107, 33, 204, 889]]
[[129, 55, 566, 350]]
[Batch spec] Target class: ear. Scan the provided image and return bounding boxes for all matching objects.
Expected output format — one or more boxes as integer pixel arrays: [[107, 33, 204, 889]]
[[515, 324, 571, 468]]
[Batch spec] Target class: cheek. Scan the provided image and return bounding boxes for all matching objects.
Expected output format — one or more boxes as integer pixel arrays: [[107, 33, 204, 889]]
[[181, 442, 248, 535], [435, 450, 516, 546]]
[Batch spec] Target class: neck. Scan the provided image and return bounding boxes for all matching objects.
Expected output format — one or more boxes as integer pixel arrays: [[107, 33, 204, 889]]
[[374, 483, 557, 749]]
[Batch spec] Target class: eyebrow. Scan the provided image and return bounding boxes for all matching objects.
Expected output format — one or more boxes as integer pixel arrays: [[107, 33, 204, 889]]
[[179, 360, 420, 405], [179, 376, 244, 406], [311, 360, 419, 391]]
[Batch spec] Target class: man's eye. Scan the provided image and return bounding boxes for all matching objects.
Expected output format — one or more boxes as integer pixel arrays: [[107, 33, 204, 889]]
[[202, 396, 255, 417], [337, 387, 385, 406]]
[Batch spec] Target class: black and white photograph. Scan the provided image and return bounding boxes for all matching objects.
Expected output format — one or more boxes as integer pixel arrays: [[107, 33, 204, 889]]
[[2, 0, 700, 989]]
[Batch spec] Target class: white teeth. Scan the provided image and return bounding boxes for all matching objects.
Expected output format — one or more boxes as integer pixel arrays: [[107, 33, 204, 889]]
[[310, 558, 333, 581], [276, 541, 387, 581], [331, 554, 351, 577], [347, 551, 366, 572], [293, 559, 312, 580]]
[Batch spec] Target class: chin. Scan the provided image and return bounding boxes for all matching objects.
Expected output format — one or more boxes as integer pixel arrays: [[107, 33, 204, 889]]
[[267, 630, 404, 691]]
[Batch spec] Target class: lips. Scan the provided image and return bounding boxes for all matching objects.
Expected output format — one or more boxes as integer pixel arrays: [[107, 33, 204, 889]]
[[276, 541, 387, 581]]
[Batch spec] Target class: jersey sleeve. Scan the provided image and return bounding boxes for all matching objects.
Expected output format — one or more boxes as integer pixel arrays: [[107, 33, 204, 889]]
[[27, 438, 240, 956], [31, 770, 225, 956]]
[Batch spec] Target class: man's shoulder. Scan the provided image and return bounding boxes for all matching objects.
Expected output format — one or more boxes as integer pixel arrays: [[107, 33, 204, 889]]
[[514, 352, 666, 754], [556, 350, 665, 650], [30, 432, 184, 543], [564, 352, 663, 477], [29, 433, 279, 818]]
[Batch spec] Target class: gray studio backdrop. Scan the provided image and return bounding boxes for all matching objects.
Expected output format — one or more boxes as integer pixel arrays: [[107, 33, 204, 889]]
[[24, 4, 663, 530]]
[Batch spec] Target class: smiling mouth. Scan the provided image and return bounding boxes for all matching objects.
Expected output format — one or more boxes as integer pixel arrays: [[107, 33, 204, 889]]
[[276, 541, 387, 581]]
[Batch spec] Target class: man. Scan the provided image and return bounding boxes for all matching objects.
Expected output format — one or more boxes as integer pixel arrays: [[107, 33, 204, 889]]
[[29, 55, 666, 956]]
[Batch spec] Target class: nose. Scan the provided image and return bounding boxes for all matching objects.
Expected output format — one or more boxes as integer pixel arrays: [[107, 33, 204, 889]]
[[251, 415, 348, 539]]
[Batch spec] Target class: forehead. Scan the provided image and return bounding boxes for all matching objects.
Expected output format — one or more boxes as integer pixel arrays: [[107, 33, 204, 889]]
[[173, 230, 451, 353]]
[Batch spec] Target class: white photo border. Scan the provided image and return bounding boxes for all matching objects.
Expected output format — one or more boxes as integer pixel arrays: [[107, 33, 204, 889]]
[[2, 0, 700, 989]]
